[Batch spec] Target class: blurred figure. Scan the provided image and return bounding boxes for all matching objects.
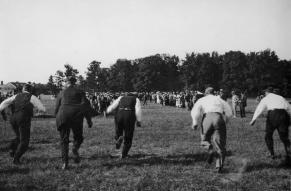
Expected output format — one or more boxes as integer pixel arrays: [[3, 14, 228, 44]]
[[231, 90, 240, 118], [106, 92, 142, 159], [191, 87, 232, 173], [250, 87, 291, 165], [239, 91, 247, 118], [219, 89, 228, 101], [0, 84, 46, 164], [55, 76, 93, 170]]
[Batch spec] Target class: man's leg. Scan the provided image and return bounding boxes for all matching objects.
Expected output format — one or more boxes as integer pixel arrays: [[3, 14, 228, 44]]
[[265, 114, 276, 158], [59, 126, 70, 169], [202, 114, 215, 164], [13, 120, 31, 164], [115, 114, 124, 150], [9, 119, 20, 157], [71, 123, 84, 163], [213, 122, 226, 173], [122, 113, 136, 158], [277, 112, 291, 164]]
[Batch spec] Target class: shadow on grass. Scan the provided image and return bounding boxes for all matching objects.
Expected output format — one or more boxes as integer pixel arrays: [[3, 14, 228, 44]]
[[245, 162, 291, 172], [33, 114, 55, 119], [0, 184, 38, 191], [25, 156, 60, 164], [102, 152, 211, 168], [0, 146, 36, 152], [0, 167, 30, 175]]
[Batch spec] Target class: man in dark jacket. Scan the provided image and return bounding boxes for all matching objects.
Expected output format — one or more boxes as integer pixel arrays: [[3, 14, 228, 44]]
[[55, 76, 93, 170], [0, 84, 46, 164], [106, 93, 142, 159]]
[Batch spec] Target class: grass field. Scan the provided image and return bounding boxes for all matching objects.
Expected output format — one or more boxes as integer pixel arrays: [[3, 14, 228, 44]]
[[0, 99, 290, 191]]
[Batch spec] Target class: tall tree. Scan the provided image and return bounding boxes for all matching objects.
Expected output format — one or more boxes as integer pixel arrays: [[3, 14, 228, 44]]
[[64, 64, 79, 78], [86, 60, 102, 92], [108, 59, 134, 92], [221, 51, 248, 91], [54, 70, 65, 91], [47, 75, 57, 95]]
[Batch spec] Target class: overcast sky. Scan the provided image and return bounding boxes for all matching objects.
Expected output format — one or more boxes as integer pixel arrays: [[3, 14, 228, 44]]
[[0, 0, 290, 83]]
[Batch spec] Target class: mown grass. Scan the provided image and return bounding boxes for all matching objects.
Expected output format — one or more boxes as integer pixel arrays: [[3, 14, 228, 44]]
[[0, 99, 290, 191]]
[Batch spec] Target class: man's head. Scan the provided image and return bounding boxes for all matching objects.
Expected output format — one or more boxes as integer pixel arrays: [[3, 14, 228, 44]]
[[264, 87, 273, 95], [22, 84, 32, 93], [273, 88, 280, 95], [205, 87, 214, 95]]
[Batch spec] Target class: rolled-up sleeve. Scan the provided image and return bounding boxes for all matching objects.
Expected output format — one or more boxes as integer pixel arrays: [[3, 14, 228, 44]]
[[191, 100, 202, 126], [251, 98, 267, 121], [222, 100, 233, 118], [106, 96, 122, 113], [135, 98, 142, 122], [0, 95, 16, 111], [30, 95, 46, 112]]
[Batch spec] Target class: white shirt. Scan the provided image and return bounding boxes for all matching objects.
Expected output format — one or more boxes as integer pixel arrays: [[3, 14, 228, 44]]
[[0, 92, 46, 112], [106, 96, 142, 122], [191, 94, 232, 126], [251, 93, 291, 121]]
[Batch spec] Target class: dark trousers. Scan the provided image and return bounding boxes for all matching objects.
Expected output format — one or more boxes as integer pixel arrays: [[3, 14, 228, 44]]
[[115, 110, 136, 157], [265, 109, 290, 158], [240, 104, 246, 117], [9, 113, 31, 161], [59, 123, 84, 164]]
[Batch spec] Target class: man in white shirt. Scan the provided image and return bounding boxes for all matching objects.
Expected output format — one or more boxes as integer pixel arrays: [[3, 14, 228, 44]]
[[106, 92, 142, 158], [0, 84, 46, 164], [191, 87, 232, 173], [250, 87, 291, 165]]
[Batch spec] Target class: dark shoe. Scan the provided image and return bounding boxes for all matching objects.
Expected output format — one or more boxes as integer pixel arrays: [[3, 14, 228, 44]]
[[216, 167, 223, 173], [115, 136, 123, 150], [280, 156, 291, 167], [13, 158, 21, 165], [72, 149, 80, 164], [9, 150, 15, 158], [121, 154, 128, 159], [207, 152, 215, 164], [268, 154, 276, 160], [61, 163, 68, 170]]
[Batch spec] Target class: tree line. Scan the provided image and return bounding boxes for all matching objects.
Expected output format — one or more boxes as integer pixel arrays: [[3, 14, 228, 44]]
[[44, 49, 291, 97]]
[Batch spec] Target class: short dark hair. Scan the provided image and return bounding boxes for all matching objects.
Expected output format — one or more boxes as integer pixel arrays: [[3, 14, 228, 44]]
[[265, 87, 273, 93], [273, 88, 280, 95]]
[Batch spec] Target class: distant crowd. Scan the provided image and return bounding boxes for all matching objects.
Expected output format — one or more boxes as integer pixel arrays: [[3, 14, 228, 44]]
[[82, 89, 251, 119], [1, 87, 270, 119]]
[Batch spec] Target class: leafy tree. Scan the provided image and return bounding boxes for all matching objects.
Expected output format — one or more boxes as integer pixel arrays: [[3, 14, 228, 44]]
[[47, 75, 57, 95], [54, 70, 65, 91], [64, 64, 79, 78], [108, 59, 134, 92], [221, 51, 248, 91], [86, 60, 102, 92]]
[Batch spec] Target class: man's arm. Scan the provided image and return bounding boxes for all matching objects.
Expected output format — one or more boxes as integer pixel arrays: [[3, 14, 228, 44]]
[[0, 95, 16, 112], [81, 95, 93, 128], [221, 99, 233, 118], [135, 98, 142, 126], [191, 100, 202, 129], [284, 100, 291, 116], [106, 96, 122, 114], [30, 95, 46, 112], [54, 92, 62, 116], [250, 98, 267, 125]]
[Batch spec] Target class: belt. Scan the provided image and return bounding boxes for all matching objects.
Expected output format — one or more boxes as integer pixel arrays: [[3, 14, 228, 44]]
[[119, 107, 133, 111]]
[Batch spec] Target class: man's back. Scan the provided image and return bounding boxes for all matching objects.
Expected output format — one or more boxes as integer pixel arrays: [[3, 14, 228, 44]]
[[61, 86, 84, 105]]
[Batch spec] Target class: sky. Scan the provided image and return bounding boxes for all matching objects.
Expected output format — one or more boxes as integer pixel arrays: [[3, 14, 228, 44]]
[[0, 0, 290, 83]]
